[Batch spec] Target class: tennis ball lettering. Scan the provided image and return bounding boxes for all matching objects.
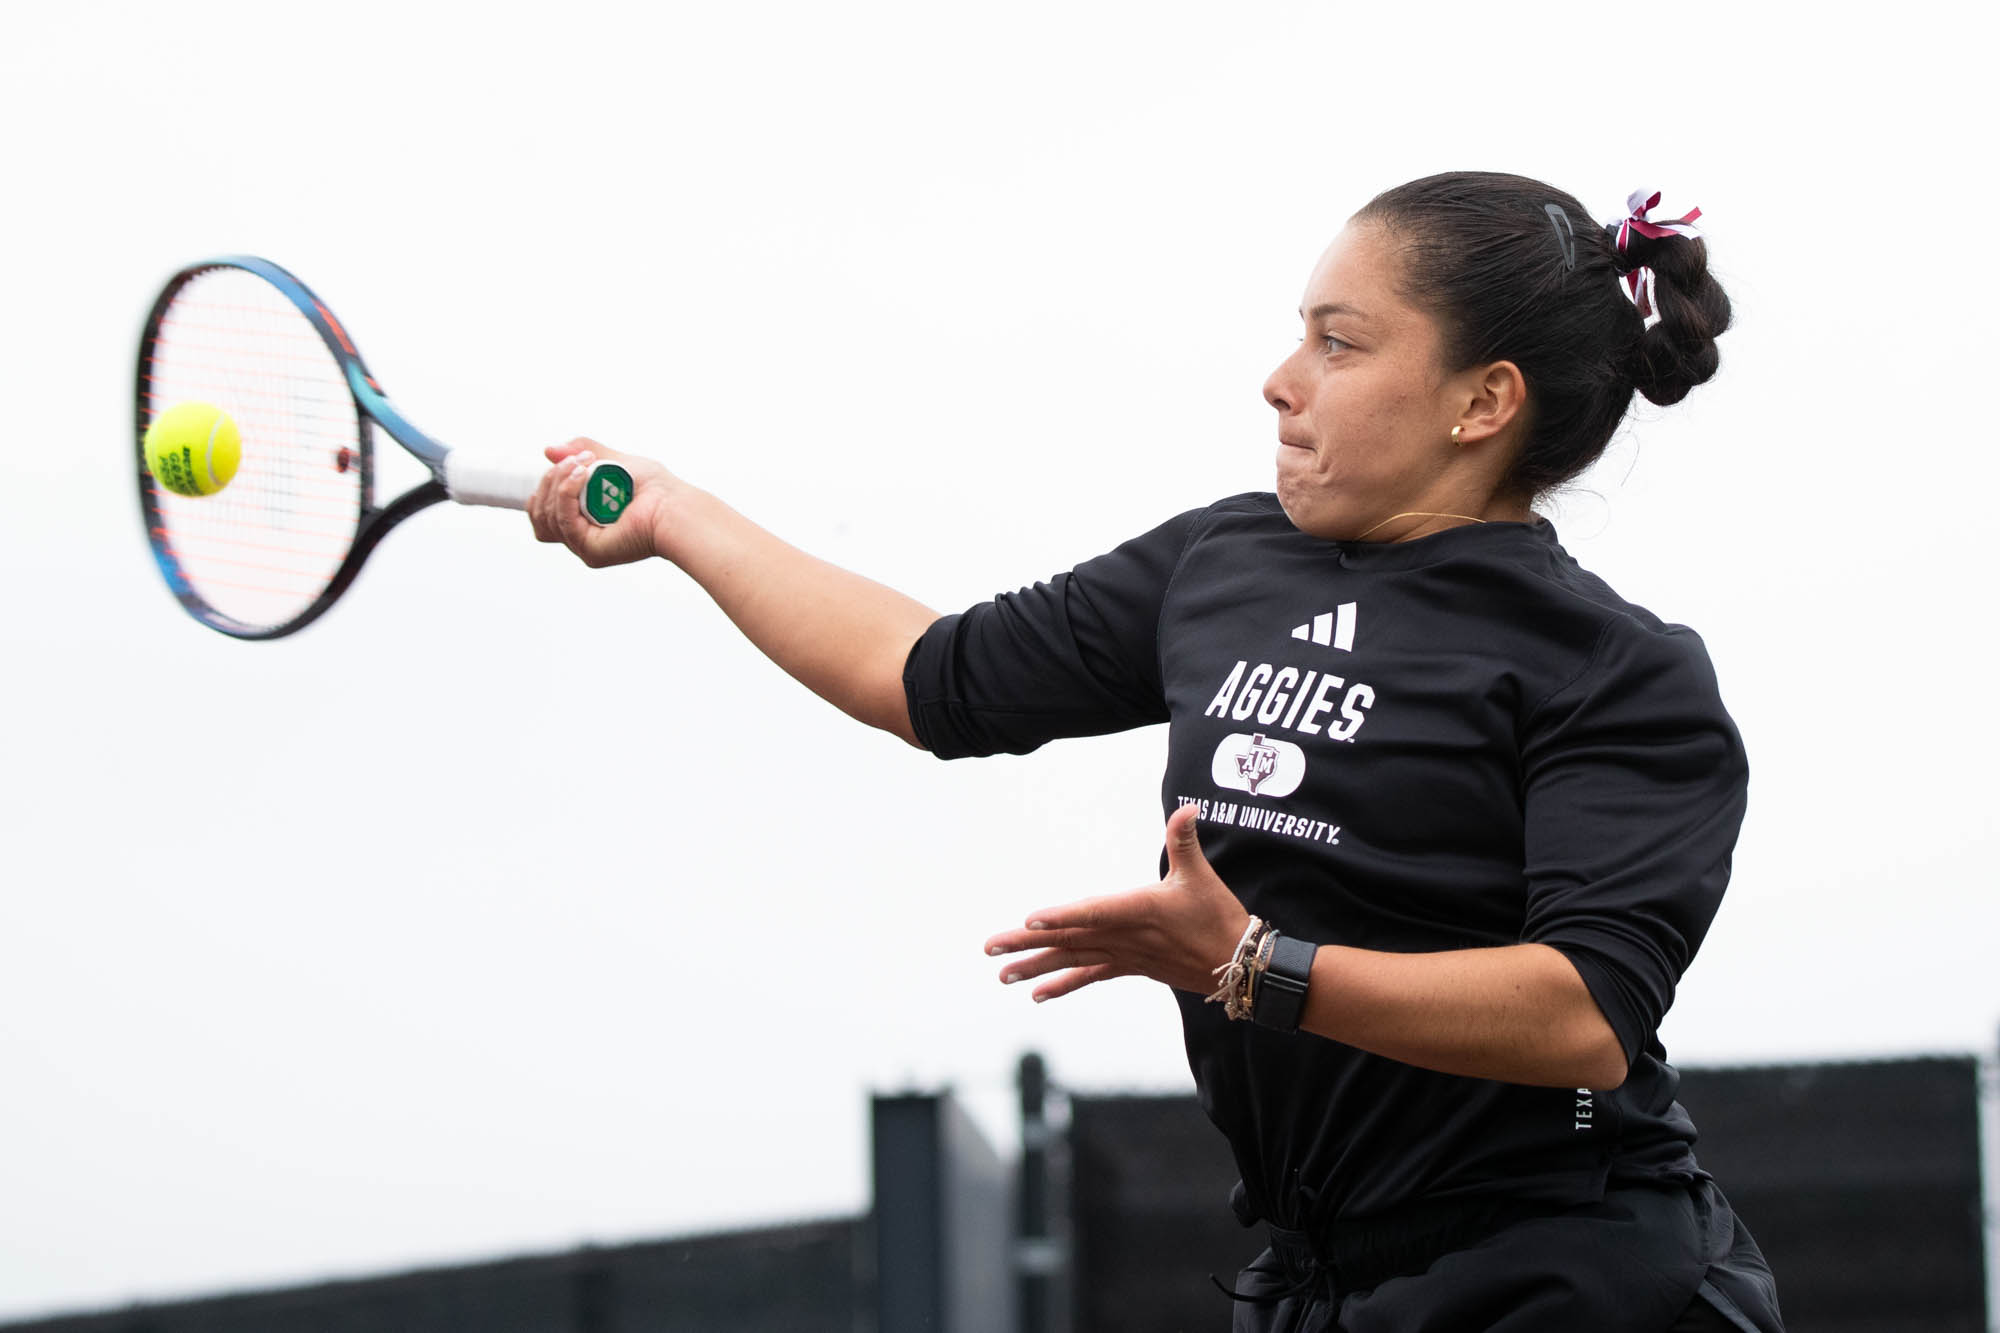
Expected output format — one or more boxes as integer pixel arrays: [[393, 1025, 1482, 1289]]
[[144, 401, 241, 497]]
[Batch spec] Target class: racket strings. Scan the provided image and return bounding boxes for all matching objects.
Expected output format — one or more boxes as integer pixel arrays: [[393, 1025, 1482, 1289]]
[[142, 268, 366, 630]]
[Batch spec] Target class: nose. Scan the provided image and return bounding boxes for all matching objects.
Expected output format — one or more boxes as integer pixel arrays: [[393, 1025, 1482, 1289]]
[[1263, 352, 1296, 415]]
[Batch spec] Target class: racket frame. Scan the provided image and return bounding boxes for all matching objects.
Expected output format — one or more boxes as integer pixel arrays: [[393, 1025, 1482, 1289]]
[[138, 256, 459, 640]]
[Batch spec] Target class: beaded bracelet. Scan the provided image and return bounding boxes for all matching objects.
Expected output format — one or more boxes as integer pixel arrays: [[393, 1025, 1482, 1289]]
[[1206, 916, 1316, 1032], [1205, 916, 1266, 1021], [1248, 925, 1279, 1014]]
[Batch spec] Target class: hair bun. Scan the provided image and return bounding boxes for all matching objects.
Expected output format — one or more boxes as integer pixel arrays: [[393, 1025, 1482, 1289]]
[[1620, 233, 1732, 405]]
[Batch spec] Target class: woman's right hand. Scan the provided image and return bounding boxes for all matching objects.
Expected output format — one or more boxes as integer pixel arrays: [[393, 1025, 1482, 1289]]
[[528, 437, 678, 568]]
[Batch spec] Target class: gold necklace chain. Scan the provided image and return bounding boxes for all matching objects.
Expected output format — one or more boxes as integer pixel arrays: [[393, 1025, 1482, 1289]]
[[1351, 511, 1489, 542]]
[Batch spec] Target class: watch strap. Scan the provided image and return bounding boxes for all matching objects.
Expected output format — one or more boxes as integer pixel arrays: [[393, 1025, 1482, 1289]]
[[1251, 932, 1316, 1032]]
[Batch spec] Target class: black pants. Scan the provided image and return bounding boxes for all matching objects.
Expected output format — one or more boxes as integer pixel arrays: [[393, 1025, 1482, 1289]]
[[1226, 1181, 1782, 1332]]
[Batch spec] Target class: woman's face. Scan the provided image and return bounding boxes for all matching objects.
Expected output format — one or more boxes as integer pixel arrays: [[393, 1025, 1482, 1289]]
[[1263, 222, 1481, 541]]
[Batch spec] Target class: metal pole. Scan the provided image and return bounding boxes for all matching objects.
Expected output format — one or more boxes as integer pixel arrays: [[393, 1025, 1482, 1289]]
[[1016, 1053, 1059, 1333], [1982, 1030, 1999, 1333]]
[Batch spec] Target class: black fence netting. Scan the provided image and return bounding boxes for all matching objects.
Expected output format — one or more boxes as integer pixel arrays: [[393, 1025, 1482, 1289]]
[[1067, 1057, 1988, 1333]]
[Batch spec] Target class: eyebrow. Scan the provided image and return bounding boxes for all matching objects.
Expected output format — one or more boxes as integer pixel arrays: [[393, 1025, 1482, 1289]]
[[1300, 302, 1373, 322]]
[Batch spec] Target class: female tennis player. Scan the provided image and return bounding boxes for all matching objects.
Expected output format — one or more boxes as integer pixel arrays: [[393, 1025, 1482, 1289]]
[[528, 171, 1782, 1332]]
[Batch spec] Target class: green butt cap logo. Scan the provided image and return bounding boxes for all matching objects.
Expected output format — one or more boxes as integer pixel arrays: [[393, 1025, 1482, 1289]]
[[583, 462, 635, 527]]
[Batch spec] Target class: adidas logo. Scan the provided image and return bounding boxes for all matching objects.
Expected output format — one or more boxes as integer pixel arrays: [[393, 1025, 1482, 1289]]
[[1290, 603, 1357, 652]]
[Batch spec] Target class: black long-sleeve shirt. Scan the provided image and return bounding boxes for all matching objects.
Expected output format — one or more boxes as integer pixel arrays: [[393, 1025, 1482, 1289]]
[[903, 494, 1747, 1228]]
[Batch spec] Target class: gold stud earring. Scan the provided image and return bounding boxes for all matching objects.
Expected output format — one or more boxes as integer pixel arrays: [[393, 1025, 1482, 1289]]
[[1451, 426, 1464, 446]]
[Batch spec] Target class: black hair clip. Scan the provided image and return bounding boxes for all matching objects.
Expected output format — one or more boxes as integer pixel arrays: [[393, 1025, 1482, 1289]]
[[1544, 204, 1578, 271]]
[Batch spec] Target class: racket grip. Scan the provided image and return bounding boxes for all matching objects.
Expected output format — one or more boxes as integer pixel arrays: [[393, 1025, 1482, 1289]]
[[443, 455, 634, 526]]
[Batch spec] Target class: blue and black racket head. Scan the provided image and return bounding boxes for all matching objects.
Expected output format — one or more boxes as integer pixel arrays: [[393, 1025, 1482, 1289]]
[[135, 257, 631, 639]]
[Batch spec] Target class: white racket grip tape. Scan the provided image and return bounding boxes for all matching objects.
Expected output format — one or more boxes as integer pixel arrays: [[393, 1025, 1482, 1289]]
[[443, 453, 541, 511]]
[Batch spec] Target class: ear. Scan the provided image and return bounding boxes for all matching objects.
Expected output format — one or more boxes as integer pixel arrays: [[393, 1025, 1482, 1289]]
[[1452, 360, 1528, 448]]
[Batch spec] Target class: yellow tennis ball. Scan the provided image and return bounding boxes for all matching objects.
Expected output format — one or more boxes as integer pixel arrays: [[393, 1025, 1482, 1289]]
[[144, 401, 241, 497]]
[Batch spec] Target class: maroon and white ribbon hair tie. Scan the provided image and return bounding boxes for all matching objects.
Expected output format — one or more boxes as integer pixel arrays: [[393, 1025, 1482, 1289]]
[[1610, 188, 1703, 327]]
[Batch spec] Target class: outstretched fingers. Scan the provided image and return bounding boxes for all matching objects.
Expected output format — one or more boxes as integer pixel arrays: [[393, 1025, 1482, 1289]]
[[983, 892, 1136, 959], [982, 805, 1249, 1005], [996, 946, 1115, 986], [984, 889, 1158, 1002], [1026, 962, 1125, 1003]]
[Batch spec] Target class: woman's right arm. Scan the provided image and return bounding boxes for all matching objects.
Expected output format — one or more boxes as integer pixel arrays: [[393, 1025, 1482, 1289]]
[[527, 438, 940, 747]]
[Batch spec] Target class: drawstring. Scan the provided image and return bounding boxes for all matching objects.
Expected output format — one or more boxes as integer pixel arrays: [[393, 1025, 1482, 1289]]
[[1208, 1261, 1324, 1306], [1216, 1177, 1330, 1305], [1221, 1191, 1558, 1311]]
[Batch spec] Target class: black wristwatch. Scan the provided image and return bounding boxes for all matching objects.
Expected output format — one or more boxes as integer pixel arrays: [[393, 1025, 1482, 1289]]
[[1251, 932, 1316, 1032]]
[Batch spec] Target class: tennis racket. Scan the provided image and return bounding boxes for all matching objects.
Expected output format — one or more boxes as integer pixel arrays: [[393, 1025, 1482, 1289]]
[[135, 255, 634, 639]]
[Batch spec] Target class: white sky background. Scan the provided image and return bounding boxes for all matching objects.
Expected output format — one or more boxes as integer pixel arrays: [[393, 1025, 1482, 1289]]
[[1, 0, 1993, 1320]]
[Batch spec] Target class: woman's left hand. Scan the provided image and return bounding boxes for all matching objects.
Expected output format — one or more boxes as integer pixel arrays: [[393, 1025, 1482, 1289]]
[[984, 804, 1253, 1002]]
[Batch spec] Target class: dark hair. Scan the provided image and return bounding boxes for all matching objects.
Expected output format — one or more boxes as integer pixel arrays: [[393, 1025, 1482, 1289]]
[[1354, 172, 1733, 497]]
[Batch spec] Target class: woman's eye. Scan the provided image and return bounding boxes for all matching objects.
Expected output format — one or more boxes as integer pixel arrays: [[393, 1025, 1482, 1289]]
[[1320, 334, 1349, 354]]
